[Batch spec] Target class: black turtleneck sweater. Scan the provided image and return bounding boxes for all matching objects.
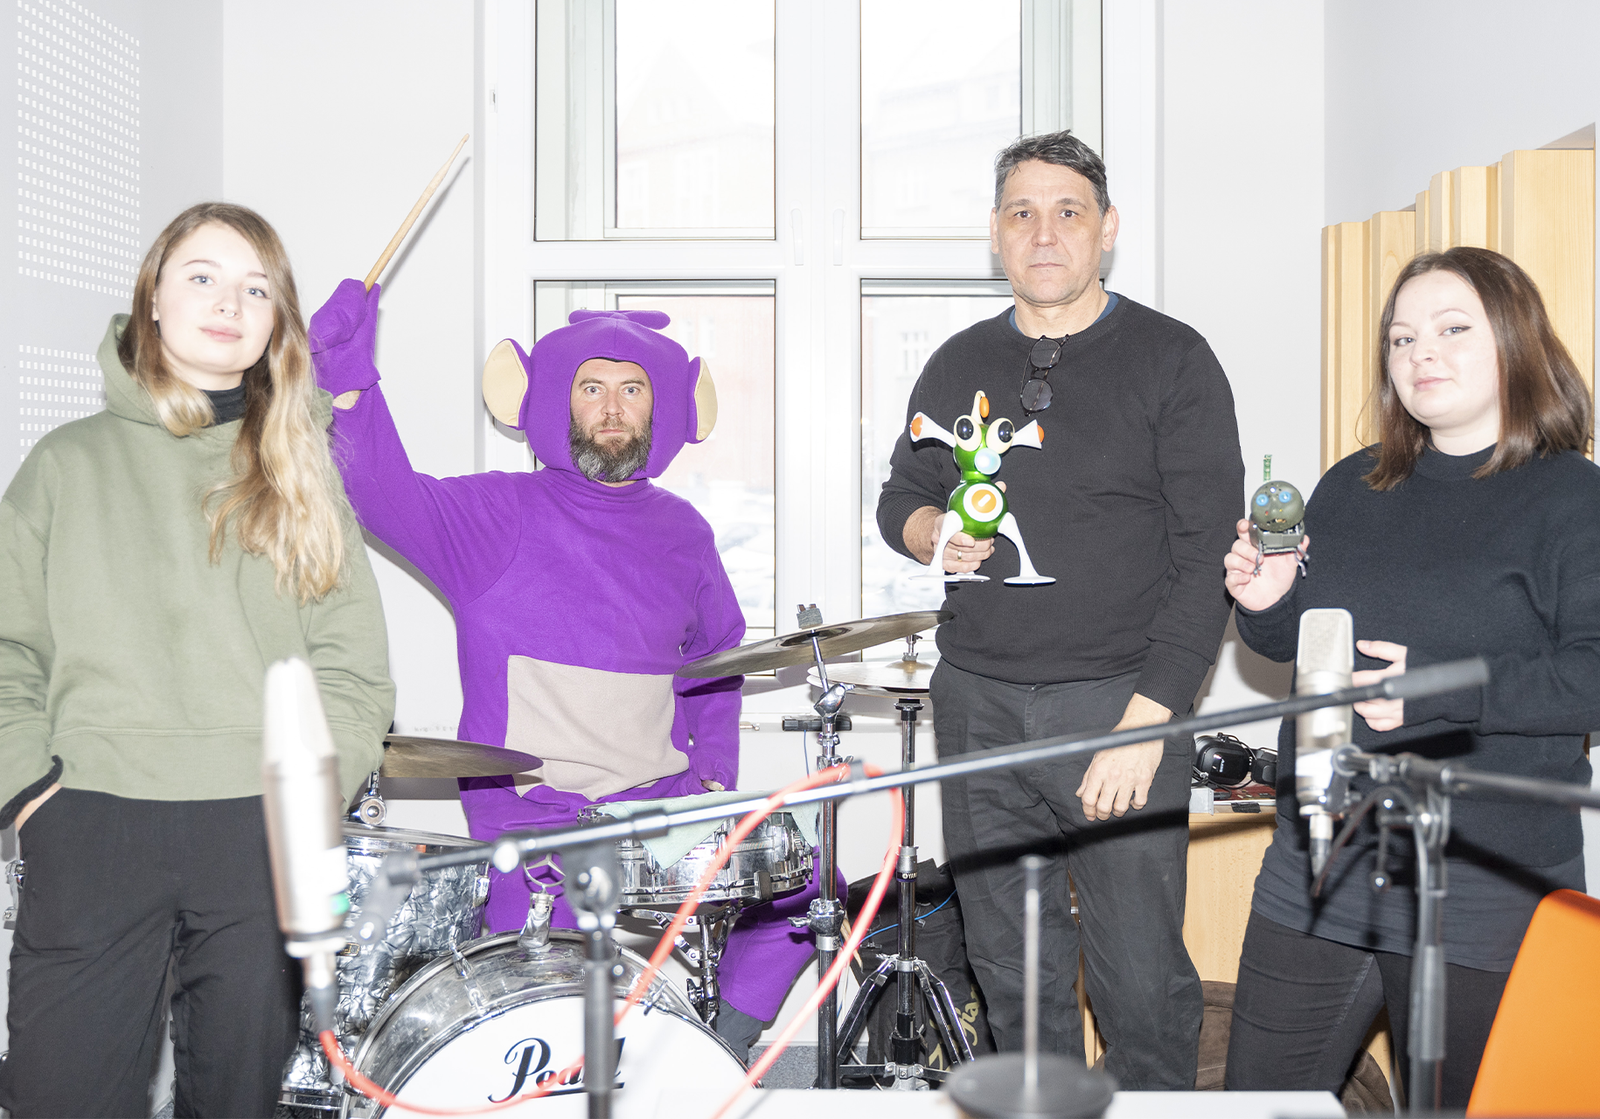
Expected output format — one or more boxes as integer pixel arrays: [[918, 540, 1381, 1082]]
[[1238, 443, 1600, 967], [203, 384, 247, 425]]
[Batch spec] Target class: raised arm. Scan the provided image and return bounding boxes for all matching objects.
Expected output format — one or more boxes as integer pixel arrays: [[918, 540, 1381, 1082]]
[[310, 279, 520, 603]]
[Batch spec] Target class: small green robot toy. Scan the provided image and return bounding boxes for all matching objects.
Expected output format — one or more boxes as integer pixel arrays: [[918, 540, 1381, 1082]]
[[1248, 454, 1307, 576], [909, 390, 1054, 585]]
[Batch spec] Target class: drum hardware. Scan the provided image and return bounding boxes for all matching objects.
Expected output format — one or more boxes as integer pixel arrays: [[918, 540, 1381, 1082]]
[[348, 662, 1492, 1108], [520, 890, 555, 953], [818, 637, 974, 1089], [947, 857, 1116, 1118], [2, 857, 21, 930], [773, 603, 855, 1090], [586, 798, 814, 1031]]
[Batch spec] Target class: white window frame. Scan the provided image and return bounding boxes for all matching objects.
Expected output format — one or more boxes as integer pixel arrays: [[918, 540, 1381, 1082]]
[[478, 0, 1156, 712]]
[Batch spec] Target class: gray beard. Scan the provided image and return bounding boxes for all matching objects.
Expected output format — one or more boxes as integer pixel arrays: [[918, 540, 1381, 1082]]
[[569, 417, 652, 482]]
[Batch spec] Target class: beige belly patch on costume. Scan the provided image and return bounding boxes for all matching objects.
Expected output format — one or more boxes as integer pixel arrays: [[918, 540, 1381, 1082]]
[[505, 655, 686, 799]]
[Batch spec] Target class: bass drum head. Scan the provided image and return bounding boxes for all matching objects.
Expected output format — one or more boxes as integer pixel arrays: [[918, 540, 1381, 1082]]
[[345, 931, 747, 1116]]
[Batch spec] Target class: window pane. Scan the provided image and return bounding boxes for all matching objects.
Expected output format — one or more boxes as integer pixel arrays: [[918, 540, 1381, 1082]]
[[614, 294, 777, 636], [614, 0, 775, 234], [861, 286, 1015, 618], [861, 0, 1021, 237]]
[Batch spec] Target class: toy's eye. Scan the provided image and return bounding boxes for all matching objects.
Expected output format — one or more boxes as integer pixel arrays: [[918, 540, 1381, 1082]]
[[953, 415, 981, 452], [1255, 494, 1270, 506], [988, 418, 1014, 449]]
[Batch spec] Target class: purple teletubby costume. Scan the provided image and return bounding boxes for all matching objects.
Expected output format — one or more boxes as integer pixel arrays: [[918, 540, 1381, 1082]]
[[309, 281, 817, 1024]]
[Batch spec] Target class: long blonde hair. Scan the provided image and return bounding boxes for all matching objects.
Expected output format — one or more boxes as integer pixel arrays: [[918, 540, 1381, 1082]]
[[118, 203, 346, 602]]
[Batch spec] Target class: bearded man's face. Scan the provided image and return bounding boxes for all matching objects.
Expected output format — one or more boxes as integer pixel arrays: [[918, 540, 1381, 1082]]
[[568, 358, 653, 483]]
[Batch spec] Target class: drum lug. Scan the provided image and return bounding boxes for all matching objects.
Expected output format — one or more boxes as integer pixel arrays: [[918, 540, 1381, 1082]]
[[519, 892, 554, 953]]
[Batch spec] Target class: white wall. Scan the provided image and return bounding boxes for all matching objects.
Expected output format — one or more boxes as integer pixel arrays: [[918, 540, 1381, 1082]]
[[0, 0, 226, 1066], [1324, 0, 1600, 891], [1157, 0, 1326, 743], [222, 0, 478, 840]]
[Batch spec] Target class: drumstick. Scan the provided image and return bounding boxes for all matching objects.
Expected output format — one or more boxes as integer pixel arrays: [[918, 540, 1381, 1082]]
[[362, 132, 469, 291]]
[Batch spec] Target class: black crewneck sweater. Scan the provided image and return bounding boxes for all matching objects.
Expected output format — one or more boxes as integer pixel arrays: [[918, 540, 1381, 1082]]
[[1239, 443, 1600, 868], [876, 300, 1243, 711]]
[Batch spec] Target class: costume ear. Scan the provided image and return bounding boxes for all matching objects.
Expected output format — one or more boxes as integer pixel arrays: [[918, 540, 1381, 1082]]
[[692, 358, 717, 442], [482, 339, 529, 428]]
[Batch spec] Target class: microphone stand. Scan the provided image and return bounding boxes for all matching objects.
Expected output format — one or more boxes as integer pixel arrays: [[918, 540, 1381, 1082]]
[[563, 837, 622, 1119], [1328, 748, 1600, 1114]]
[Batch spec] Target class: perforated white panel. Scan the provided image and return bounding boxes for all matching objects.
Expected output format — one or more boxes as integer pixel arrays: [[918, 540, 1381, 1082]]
[[17, 344, 103, 460], [15, 0, 140, 297]]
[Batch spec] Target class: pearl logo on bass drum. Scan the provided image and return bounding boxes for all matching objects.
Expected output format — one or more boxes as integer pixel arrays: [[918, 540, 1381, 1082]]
[[492, 1036, 627, 1101]]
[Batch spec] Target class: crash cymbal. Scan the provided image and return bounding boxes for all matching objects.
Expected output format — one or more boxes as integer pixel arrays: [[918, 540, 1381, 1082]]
[[379, 735, 542, 779], [679, 609, 951, 678], [807, 658, 938, 695]]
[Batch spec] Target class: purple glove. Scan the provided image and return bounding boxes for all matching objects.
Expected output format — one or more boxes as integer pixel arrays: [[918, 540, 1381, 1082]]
[[309, 278, 382, 397]]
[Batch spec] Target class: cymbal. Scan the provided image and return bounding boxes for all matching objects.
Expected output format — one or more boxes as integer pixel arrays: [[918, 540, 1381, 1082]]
[[807, 659, 938, 695], [679, 610, 951, 678], [379, 735, 542, 779]]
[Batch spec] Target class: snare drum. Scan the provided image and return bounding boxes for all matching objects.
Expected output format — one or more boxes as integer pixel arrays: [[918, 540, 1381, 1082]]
[[613, 811, 813, 909], [345, 931, 746, 1117], [280, 823, 489, 1111]]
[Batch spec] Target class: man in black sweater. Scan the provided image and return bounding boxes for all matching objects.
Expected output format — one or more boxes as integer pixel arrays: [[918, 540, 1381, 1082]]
[[876, 131, 1243, 1087]]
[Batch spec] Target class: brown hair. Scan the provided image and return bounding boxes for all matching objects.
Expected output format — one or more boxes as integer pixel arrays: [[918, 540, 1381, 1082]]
[[118, 202, 347, 602], [1364, 246, 1592, 490]]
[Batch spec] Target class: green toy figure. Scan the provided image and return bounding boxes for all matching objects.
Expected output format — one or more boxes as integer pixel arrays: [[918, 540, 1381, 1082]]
[[909, 390, 1054, 585]]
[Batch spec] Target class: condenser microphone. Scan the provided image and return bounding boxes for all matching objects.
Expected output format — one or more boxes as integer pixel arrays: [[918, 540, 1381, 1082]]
[[1295, 609, 1355, 876], [262, 658, 350, 1034]]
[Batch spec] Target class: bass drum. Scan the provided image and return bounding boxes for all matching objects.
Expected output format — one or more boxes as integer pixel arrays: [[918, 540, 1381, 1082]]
[[345, 931, 747, 1116]]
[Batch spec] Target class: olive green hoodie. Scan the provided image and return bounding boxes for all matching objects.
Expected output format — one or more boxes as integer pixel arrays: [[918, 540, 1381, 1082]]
[[0, 316, 393, 821]]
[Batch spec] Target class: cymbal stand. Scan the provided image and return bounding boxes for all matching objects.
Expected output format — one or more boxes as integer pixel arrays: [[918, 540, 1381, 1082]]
[[793, 604, 850, 1089], [837, 638, 974, 1087]]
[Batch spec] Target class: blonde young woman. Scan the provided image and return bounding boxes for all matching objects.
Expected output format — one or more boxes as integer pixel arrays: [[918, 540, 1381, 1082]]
[[0, 203, 393, 1118]]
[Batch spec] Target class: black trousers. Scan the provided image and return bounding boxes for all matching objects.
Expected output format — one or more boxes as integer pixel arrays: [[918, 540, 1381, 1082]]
[[1225, 910, 1510, 1107], [931, 660, 1203, 1090], [0, 790, 298, 1119]]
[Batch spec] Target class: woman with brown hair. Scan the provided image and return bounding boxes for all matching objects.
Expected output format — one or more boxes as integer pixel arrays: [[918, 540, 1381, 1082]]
[[0, 203, 393, 1117], [1220, 246, 1600, 1106]]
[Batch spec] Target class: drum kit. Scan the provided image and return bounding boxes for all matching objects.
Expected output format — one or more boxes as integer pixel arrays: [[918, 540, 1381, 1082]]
[[272, 606, 966, 1113]]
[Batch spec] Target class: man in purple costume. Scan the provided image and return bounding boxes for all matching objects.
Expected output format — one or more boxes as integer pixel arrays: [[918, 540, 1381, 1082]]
[[309, 280, 816, 1054]]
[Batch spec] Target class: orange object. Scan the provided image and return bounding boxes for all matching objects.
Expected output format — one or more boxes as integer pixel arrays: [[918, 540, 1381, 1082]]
[[1468, 888, 1600, 1116]]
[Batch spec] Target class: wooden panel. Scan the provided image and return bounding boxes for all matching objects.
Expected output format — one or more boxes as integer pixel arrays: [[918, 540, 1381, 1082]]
[[1369, 209, 1416, 332], [1428, 169, 1451, 252], [1450, 164, 1497, 249], [1322, 221, 1370, 472], [1414, 190, 1430, 256], [1501, 148, 1596, 397], [1184, 813, 1276, 983]]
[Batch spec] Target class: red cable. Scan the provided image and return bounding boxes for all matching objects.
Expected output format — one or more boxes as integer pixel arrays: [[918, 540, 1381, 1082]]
[[712, 764, 901, 1119], [322, 765, 875, 1114]]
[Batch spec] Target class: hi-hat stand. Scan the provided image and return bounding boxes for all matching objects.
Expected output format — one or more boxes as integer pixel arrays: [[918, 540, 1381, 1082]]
[[827, 636, 975, 1087]]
